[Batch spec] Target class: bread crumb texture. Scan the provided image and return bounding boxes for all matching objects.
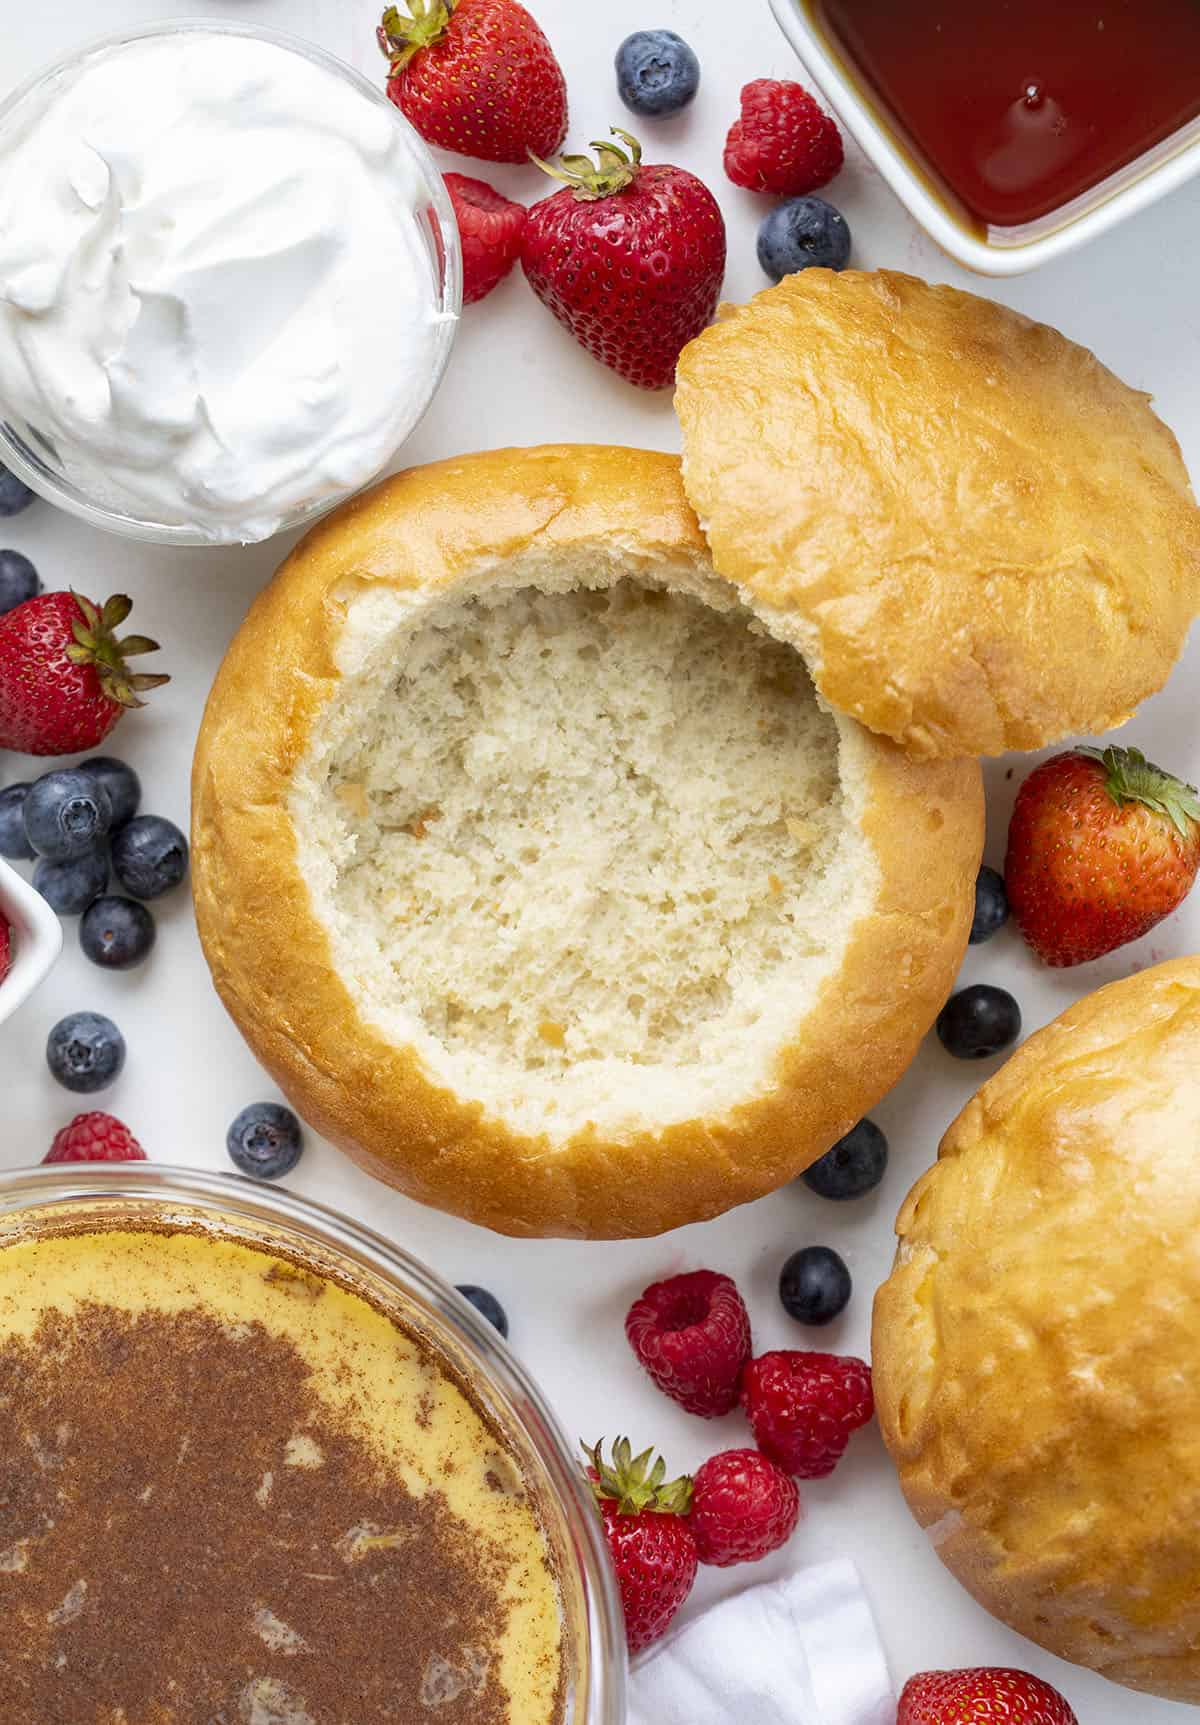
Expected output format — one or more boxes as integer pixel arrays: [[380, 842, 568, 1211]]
[[291, 567, 873, 1139]]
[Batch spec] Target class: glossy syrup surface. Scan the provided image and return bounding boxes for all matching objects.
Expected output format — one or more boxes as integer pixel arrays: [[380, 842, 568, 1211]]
[[807, 0, 1200, 229]]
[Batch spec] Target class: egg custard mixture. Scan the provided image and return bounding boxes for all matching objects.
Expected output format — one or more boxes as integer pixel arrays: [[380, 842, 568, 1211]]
[[0, 1225, 564, 1724]]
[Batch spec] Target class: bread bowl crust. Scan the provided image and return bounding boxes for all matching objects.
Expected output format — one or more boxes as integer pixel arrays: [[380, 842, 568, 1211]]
[[874, 957, 1200, 1700], [192, 444, 983, 1238], [675, 269, 1200, 760]]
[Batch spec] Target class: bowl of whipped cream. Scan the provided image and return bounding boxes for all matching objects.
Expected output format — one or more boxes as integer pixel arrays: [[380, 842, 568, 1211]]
[[0, 22, 462, 546]]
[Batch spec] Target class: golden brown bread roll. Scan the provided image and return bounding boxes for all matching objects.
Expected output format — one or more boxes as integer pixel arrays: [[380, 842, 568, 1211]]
[[192, 444, 983, 1238], [676, 269, 1200, 760], [874, 957, 1200, 1701]]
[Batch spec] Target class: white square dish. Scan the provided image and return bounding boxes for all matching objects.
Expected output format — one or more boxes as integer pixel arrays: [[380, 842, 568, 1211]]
[[0, 856, 61, 1028], [768, 0, 1200, 276]]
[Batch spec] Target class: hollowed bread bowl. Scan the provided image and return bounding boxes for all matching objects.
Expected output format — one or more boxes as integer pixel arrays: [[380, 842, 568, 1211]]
[[193, 445, 983, 1238]]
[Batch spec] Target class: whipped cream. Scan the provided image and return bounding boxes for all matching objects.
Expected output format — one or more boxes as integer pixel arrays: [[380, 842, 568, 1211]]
[[0, 31, 451, 542]]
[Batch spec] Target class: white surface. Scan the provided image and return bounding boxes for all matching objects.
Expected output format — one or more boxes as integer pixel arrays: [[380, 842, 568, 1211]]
[[768, 0, 1200, 275], [630, 1560, 892, 1725], [1, 3, 1199, 1720]]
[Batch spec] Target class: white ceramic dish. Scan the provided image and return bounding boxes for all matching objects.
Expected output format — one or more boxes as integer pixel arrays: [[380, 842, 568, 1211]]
[[768, 0, 1200, 276], [0, 856, 61, 1027]]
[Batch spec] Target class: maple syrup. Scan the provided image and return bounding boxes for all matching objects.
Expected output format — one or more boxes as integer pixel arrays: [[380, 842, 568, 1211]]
[[805, 0, 1200, 230]]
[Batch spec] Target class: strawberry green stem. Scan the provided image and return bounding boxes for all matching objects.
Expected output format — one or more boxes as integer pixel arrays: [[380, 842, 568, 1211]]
[[584, 1438, 693, 1517], [529, 129, 644, 202], [1082, 745, 1200, 841], [64, 592, 169, 711], [378, 1, 454, 70]]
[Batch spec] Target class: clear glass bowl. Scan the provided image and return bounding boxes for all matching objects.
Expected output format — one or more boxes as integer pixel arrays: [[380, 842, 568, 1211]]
[[0, 21, 461, 545], [0, 1163, 625, 1724]]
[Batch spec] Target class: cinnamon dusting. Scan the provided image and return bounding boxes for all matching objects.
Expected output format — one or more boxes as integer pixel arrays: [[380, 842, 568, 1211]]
[[0, 1301, 544, 1723]]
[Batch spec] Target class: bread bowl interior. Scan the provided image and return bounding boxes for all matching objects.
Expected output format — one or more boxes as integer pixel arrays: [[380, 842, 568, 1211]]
[[290, 553, 872, 1142], [193, 446, 982, 1237]]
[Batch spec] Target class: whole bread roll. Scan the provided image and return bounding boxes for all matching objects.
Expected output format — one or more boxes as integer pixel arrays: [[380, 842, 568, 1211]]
[[676, 269, 1200, 760], [874, 957, 1200, 1701], [192, 445, 982, 1238]]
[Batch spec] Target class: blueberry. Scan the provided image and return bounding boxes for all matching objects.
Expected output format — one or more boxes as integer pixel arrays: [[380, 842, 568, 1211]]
[[0, 464, 35, 518], [0, 782, 34, 860], [23, 770, 113, 861], [937, 984, 1021, 1059], [34, 847, 109, 916], [80, 757, 141, 830], [0, 549, 40, 614], [79, 895, 155, 970], [802, 1118, 888, 1200], [226, 1102, 304, 1180], [456, 1284, 509, 1339], [969, 865, 1009, 945], [110, 814, 188, 901], [779, 1246, 852, 1326], [757, 195, 851, 282], [615, 30, 700, 117], [46, 1011, 126, 1093]]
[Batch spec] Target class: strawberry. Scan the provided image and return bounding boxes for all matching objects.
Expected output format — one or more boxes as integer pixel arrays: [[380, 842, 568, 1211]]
[[898, 1667, 1078, 1724], [0, 592, 167, 757], [724, 79, 844, 196], [445, 172, 527, 304], [740, 1350, 874, 1479], [625, 1269, 751, 1417], [0, 912, 10, 986], [585, 1438, 697, 1653], [1006, 745, 1200, 967], [688, 1447, 801, 1567], [378, 0, 567, 164], [44, 1113, 147, 1164], [521, 129, 726, 390]]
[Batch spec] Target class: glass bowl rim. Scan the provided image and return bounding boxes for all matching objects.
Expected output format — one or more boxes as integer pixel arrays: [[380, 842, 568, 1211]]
[[0, 1159, 627, 1724], [0, 16, 462, 546]]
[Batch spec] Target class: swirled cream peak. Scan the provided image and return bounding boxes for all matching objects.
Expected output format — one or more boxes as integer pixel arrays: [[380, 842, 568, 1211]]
[[0, 32, 449, 542]]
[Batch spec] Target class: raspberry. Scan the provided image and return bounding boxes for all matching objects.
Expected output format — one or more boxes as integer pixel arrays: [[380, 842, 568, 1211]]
[[444, 172, 527, 305], [740, 1350, 873, 1478], [625, 1270, 752, 1417], [724, 79, 844, 196], [688, 1447, 801, 1567], [45, 1112, 146, 1164]]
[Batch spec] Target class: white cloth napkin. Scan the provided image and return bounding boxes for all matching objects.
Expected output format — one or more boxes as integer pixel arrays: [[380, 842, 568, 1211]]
[[629, 1559, 895, 1725]]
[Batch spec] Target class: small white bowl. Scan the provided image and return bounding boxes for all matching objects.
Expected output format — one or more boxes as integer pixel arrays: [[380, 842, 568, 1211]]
[[0, 857, 62, 1027], [769, 0, 1200, 276]]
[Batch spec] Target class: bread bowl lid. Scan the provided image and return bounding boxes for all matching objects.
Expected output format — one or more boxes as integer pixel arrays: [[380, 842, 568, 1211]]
[[674, 268, 1200, 760]]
